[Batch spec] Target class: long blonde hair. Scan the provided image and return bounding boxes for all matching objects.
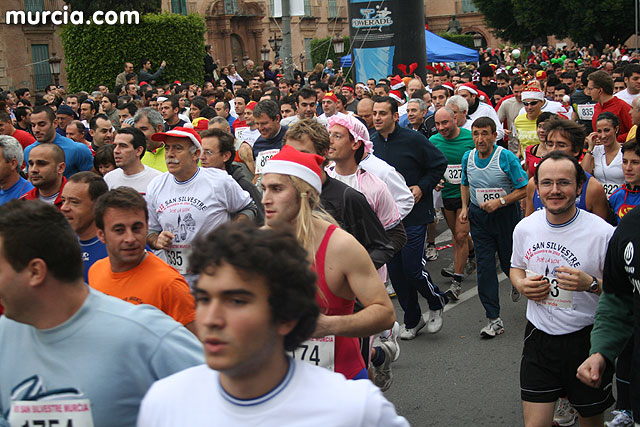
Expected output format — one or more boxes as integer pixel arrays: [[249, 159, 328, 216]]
[[289, 176, 336, 261]]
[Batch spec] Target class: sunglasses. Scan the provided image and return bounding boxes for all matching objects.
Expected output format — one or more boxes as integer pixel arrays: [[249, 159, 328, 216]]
[[522, 101, 540, 106]]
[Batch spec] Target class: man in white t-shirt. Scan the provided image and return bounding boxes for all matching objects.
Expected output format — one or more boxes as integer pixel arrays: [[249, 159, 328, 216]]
[[145, 127, 256, 276], [510, 151, 615, 427], [281, 86, 328, 127], [103, 127, 161, 196], [614, 63, 640, 106], [137, 223, 409, 427]]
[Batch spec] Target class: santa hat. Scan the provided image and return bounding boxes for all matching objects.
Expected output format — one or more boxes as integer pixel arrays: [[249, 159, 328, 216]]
[[389, 90, 403, 103], [245, 101, 258, 111], [262, 145, 324, 194], [323, 92, 338, 103], [521, 84, 545, 101], [458, 83, 478, 96], [441, 82, 455, 93], [390, 75, 405, 90], [151, 127, 202, 153]]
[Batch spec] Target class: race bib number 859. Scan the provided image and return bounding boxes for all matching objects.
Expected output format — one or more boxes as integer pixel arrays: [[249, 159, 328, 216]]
[[476, 188, 507, 204]]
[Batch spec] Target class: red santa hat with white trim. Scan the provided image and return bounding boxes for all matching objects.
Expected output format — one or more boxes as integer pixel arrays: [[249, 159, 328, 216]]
[[389, 90, 403, 103], [390, 75, 405, 90], [457, 82, 478, 96], [261, 145, 325, 194]]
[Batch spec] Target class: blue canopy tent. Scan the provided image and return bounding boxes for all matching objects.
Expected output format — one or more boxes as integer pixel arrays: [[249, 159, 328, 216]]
[[424, 30, 479, 62], [341, 30, 478, 73]]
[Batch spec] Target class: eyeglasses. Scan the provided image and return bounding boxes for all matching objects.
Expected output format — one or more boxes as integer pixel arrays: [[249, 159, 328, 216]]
[[539, 179, 574, 189], [522, 101, 540, 107]]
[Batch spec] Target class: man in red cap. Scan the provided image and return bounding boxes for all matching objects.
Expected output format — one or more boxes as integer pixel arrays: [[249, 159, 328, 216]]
[[261, 145, 395, 383], [341, 83, 359, 114], [145, 127, 257, 277], [319, 92, 341, 121]]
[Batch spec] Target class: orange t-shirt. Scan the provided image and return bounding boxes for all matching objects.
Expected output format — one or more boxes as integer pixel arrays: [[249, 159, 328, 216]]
[[88, 252, 195, 326]]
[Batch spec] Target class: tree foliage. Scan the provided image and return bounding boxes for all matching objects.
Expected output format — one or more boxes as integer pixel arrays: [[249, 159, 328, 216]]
[[473, 0, 635, 47], [310, 36, 351, 70], [437, 33, 475, 49], [60, 13, 205, 92], [64, 0, 161, 15]]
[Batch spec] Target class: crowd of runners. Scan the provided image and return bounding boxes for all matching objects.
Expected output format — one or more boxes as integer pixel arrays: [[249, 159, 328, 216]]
[[0, 44, 639, 426]]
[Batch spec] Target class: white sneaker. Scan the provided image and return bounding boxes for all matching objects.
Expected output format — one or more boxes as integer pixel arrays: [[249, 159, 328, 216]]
[[445, 279, 462, 301], [480, 318, 504, 338], [425, 245, 438, 261], [605, 410, 634, 427], [386, 283, 396, 298], [553, 397, 578, 426], [400, 316, 426, 340], [426, 309, 443, 333], [379, 321, 400, 361]]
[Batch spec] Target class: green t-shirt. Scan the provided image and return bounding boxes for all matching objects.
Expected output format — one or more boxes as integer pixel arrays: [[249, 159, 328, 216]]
[[430, 128, 475, 199]]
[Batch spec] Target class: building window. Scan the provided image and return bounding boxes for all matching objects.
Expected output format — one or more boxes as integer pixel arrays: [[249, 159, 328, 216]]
[[462, 0, 479, 13], [171, 0, 187, 15], [31, 44, 52, 91], [224, 0, 238, 14], [269, 0, 274, 17], [25, 0, 44, 13], [304, 0, 311, 16], [328, 0, 338, 18]]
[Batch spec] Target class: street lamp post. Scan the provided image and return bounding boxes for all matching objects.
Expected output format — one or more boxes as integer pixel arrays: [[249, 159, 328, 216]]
[[260, 45, 271, 62], [268, 34, 283, 58], [473, 33, 483, 50], [48, 53, 61, 86], [332, 35, 345, 55]]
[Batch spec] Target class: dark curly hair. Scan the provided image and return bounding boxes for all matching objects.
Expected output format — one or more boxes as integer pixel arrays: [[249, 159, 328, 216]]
[[189, 222, 319, 351]]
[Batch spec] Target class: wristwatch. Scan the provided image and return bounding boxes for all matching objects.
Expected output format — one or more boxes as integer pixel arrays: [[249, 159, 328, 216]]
[[588, 276, 599, 293], [499, 197, 506, 206]]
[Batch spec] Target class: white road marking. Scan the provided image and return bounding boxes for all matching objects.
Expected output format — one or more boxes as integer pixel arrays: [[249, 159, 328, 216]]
[[435, 229, 452, 245], [443, 272, 508, 312]]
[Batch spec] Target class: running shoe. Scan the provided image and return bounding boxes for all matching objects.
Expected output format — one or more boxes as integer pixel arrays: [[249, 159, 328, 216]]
[[379, 321, 401, 361], [373, 341, 394, 391], [425, 244, 438, 261], [480, 318, 504, 338], [465, 256, 477, 276], [445, 279, 461, 301], [426, 309, 443, 334], [552, 397, 578, 426], [605, 410, 633, 427], [441, 262, 455, 278], [400, 316, 426, 340], [386, 283, 396, 298]]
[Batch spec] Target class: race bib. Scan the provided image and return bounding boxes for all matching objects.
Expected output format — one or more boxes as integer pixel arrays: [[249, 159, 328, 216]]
[[476, 187, 507, 204], [576, 104, 595, 121], [9, 399, 94, 427], [166, 244, 191, 275], [602, 182, 620, 198], [526, 270, 573, 310], [288, 336, 335, 371], [444, 164, 462, 185], [254, 149, 280, 174], [234, 127, 249, 149]]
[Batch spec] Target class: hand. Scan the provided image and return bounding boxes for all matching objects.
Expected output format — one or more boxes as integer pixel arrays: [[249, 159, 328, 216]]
[[503, 129, 512, 138], [586, 132, 599, 150], [517, 273, 550, 301], [556, 266, 590, 292], [435, 179, 444, 192], [311, 314, 333, 338], [479, 198, 502, 213], [155, 230, 174, 250], [160, 60, 167, 67], [459, 207, 468, 224], [576, 353, 606, 388], [409, 185, 423, 203]]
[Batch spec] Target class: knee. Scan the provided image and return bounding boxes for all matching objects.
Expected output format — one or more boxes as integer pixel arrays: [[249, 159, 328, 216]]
[[454, 231, 469, 244]]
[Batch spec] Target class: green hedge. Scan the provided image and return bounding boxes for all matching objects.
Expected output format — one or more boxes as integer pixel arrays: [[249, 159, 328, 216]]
[[60, 13, 205, 92], [437, 33, 475, 50], [310, 36, 351, 72]]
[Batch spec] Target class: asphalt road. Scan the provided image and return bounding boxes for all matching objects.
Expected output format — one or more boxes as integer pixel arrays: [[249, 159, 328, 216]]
[[382, 222, 616, 427]]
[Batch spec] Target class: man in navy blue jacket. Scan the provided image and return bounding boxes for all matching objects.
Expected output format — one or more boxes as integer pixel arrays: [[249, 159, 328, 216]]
[[371, 96, 449, 340]]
